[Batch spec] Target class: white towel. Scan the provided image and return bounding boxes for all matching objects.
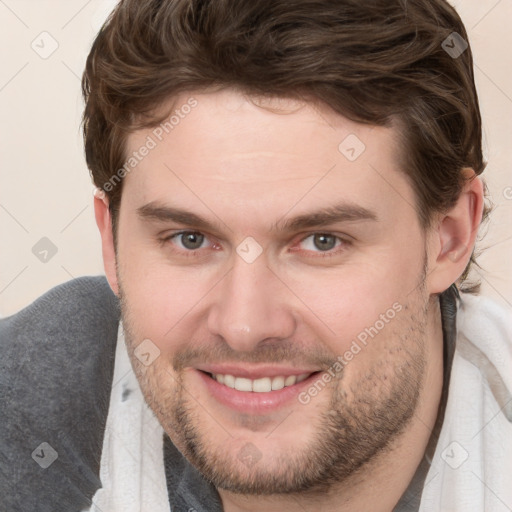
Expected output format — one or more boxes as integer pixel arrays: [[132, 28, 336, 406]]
[[88, 292, 512, 512], [87, 326, 170, 512], [419, 292, 512, 511]]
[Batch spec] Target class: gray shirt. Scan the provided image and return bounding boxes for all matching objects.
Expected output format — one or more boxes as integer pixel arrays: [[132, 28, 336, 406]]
[[0, 276, 458, 511]]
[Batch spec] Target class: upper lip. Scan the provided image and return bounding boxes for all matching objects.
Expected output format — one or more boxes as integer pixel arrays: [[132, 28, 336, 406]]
[[195, 364, 321, 380]]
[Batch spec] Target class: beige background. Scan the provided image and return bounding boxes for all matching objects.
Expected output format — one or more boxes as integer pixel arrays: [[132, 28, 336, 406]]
[[1, 0, 511, 317]]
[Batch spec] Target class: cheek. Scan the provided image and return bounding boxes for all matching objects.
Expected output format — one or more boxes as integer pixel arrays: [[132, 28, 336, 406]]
[[117, 220, 424, 357], [118, 251, 213, 351], [281, 263, 408, 344]]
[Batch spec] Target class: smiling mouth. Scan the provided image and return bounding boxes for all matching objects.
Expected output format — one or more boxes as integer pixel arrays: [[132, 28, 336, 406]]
[[204, 372, 319, 392]]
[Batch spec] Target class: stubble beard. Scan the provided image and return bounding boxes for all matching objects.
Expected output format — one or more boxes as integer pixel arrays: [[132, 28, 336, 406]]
[[118, 276, 430, 496]]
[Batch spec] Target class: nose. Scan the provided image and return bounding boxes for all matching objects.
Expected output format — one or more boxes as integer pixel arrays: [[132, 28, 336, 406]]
[[207, 255, 297, 352]]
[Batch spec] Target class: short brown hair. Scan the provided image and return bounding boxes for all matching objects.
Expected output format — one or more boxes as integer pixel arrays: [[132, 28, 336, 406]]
[[82, 0, 491, 293]]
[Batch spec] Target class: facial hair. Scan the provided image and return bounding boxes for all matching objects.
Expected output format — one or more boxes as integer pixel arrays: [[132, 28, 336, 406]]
[[118, 268, 429, 496]]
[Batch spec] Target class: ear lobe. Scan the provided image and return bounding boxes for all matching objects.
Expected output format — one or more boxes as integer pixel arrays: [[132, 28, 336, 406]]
[[427, 170, 484, 294], [93, 188, 119, 296]]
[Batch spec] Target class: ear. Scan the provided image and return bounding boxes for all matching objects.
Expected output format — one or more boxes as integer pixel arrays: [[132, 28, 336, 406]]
[[93, 188, 119, 296], [426, 169, 484, 294]]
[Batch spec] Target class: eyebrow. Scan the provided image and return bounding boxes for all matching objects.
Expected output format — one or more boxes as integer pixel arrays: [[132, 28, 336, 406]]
[[136, 200, 378, 234]]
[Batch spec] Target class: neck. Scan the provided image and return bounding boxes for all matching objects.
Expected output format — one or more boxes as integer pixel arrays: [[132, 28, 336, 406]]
[[219, 297, 445, 512]]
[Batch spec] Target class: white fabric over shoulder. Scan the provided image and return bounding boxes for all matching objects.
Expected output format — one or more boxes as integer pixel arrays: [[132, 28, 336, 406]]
[[419, 293, 512, 512], [87, 293, 512, 512], [87, 324, 171, 512]]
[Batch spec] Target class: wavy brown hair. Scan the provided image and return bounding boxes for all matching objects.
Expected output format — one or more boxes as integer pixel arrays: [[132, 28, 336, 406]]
[[82, 0, 491, 294]]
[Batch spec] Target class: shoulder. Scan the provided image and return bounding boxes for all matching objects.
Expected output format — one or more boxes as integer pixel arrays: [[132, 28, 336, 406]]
[[0, 276, 120, 511], [423, 293, 512, 509], [454, 291, 512, 421], [456, 292, 512, 369]]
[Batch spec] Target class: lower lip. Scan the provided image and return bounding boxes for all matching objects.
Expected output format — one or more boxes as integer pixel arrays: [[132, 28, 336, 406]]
[[196, 370, 321, 414]]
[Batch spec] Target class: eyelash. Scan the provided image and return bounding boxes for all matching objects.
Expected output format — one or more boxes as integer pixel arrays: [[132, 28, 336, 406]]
[[159, 231, 352, 259]]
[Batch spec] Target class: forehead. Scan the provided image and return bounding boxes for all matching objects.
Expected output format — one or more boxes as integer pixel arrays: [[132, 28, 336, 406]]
[[121, 89, 417, 233]]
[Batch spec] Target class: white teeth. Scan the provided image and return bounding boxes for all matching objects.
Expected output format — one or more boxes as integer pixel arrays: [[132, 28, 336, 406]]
[[271, 376, 285, 390], [223, 374, 235, 388], [234, 377, 253, 392], [212, 372, 312, 392], [284, 375, 297, 387], [253, 377, 272, 392]]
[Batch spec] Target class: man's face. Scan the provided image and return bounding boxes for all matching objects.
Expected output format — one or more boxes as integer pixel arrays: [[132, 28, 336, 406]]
[[114, 89, 435, 494]]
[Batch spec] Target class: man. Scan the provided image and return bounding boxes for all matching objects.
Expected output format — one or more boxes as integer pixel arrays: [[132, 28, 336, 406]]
[[1, 0, 511, 511]]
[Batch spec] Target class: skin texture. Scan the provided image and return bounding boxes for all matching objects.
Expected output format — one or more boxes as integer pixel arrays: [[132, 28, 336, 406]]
[[94, 89, 484, 512]]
